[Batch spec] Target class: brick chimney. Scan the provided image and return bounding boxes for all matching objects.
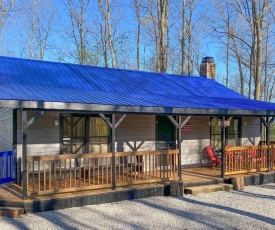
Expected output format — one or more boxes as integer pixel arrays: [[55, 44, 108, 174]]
[[199, 56, 215, 79]]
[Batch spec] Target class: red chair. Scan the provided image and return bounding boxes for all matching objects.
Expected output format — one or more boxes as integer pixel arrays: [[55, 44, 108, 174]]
[[202, 146, 221, 167]]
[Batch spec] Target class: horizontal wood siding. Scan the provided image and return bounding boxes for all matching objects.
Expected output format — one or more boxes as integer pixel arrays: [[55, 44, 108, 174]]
[[241, 117, 261, 146], [116, 115, 156, 152], [0, 108, 13, 151], [16, 110, 60, 159], [181, 116, 210, 165]]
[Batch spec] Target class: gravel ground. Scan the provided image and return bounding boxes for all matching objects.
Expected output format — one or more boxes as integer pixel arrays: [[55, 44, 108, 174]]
[[1, 183, 275, 230]]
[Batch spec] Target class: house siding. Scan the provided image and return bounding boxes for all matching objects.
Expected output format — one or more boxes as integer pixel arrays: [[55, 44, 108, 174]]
[[0, 108, 14, 152], [116, 115, 156, 152], [14, 112, 261, 167], [16, 113, 156, 159], [16, 110, 60, 159], [241, 116, 261, 146], [181, 116, 210, 165]]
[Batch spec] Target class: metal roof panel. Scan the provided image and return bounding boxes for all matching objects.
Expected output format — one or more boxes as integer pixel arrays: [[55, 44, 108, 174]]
[[0, 56, 274, 113]]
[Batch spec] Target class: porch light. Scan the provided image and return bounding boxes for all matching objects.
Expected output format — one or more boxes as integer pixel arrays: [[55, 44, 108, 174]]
[[53, 119, 59, 126], [242, 121, 247, 126]]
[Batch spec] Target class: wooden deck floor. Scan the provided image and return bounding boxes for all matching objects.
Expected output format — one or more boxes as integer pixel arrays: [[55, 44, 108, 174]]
[[0, 167, 221, 204]]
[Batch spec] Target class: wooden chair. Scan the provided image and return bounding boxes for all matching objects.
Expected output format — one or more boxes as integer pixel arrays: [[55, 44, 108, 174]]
[[202, 146, 221, 167]]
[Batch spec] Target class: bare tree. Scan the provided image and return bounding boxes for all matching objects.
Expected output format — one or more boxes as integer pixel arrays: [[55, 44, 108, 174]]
[[62, 0, 91, 64], [133, 0, 144, 70], [17, 0, 59, 60], [0, 0, 17, 30], [97, 0, 117, 68], [210, 0, 274, 100], [157, 0, 169, 73], [0, 0, 19, 52]]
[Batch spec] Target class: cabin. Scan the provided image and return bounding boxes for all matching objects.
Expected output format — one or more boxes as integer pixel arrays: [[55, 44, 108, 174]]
[[0, 55, 274, 200]]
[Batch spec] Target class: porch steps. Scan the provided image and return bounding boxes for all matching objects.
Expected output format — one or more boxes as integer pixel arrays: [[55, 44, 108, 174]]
[[184, 183, 233, 195], [0, 207, 25, 218]]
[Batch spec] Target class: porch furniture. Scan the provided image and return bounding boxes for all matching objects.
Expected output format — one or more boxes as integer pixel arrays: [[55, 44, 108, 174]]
[[202, 146, 221, 167]]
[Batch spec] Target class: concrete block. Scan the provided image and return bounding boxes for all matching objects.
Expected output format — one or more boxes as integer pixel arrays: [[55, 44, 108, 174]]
[[81, 196, 88, 206], [170, 181, 184, 196], [231, 176, 244, 190], [51, 199, 61, 210], [0, 207, 25, 218], [185, 184, 233, 195], [252, 175, 260, 185]]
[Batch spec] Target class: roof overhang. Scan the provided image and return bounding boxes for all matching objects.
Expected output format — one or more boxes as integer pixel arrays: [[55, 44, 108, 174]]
[[1, 99, 275, 116]]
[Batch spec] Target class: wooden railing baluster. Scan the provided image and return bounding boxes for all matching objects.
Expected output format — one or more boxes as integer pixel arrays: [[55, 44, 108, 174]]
[[26, 150, 179, 196]]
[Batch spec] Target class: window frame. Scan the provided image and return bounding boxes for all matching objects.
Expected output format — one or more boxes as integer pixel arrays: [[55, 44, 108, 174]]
[[210, 117, 242, 151], [60, 114, 111, 154]]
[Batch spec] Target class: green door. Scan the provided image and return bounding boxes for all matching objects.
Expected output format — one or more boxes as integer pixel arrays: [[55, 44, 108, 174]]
[[156, 116, 175, 150]]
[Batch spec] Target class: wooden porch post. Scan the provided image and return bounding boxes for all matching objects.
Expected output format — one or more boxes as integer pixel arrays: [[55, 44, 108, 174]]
[[178, 116, 182, 181], [13, 109, 18, 183], [99, 113, 126, 190], [111, 114, 116, 189], [260, 116, 274, 171], [22, 109, 28, 200], [167, 115, 191, 181], [266, 117, 270, 171], [221, 116, 226, 178]]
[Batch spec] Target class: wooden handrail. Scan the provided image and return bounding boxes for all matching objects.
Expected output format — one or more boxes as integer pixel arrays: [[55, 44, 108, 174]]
[[27, 149, 179, 161], [226, 145, 272, 151]]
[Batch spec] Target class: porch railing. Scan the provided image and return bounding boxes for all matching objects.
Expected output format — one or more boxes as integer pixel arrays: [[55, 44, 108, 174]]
[[225, 145, 275, 175], [26, 149, 179, 196]]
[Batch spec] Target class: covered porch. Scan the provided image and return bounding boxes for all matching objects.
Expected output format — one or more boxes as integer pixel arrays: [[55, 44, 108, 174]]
[[14, 109, 275, 199]]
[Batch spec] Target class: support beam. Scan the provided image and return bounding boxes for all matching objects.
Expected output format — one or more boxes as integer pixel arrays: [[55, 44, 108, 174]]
[[111, 114, 116, 189], [178, 116, 182, 181], [99, 113, 112, 128], [167, 115, 191, 129], [100, 114, 126, 190], [260, 117, 268, 128], [167, 115, 192, 181], [85, 117, 89, 153], [13, 109, 18, 183], [26, 111, 44, 128], [266, 118, 270, 170], [22, 110, 28, 200], [259, 116, 275, 171], [115, 114, 127, 128], [221, 116, 226, 178]]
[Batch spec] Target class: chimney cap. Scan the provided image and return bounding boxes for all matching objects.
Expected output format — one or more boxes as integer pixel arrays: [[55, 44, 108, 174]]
[[201, 56, 214, 63]]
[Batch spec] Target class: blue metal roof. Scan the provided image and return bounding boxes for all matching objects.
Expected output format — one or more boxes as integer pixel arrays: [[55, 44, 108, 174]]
[[0, 56, 275, 113]]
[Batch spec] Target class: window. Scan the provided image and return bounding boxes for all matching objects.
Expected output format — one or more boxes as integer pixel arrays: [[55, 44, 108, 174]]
[[210, 118, 241, 151], [62, 115, 110, 154], [89, 117, 110, 153]]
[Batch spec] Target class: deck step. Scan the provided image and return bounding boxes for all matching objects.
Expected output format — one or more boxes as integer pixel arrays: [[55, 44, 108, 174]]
[[184, 183, 233, 195], [0, 207, 25, 218]]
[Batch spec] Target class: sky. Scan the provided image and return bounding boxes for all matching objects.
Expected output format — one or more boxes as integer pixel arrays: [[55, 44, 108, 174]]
[[1, 0, 227, 84]]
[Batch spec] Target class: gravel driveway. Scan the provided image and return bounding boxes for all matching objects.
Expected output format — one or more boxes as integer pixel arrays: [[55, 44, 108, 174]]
[[1, 183, 275, 230]]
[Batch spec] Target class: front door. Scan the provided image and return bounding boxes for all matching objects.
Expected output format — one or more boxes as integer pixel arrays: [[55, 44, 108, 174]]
[[62, 116, 86, 154], [156, 116, 175, 150]]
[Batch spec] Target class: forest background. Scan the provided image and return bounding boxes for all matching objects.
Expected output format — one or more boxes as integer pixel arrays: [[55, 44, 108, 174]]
[[1, 0, 275, 103]]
